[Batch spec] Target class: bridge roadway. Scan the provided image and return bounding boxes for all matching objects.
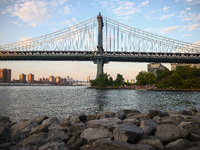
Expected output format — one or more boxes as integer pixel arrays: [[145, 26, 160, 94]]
[[0, 50, 200, 63]]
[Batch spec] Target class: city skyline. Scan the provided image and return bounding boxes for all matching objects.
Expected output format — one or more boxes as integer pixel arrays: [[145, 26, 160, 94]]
[[0, 0, 199, 80]]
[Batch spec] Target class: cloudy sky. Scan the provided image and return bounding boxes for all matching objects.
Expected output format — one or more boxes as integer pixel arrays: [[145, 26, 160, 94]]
[[0, 0, 200, 81]]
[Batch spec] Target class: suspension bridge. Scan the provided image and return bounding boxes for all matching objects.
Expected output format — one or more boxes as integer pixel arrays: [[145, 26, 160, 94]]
[[0, 13, 200, 77]]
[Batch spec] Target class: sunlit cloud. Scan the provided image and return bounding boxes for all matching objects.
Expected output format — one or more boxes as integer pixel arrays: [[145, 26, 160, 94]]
[[160, 26, 180, 34], [160, 13, 174, 20], [19, 36, 32, 42], [182, 34, 192, 37], [183, 24, 200, 31]]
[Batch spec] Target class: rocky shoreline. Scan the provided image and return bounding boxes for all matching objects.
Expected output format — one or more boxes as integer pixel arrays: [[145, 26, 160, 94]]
[[1, 108, 200, 150]]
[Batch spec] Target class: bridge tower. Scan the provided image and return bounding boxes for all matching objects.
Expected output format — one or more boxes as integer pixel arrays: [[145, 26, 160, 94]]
[[95, 12, 105, 78]]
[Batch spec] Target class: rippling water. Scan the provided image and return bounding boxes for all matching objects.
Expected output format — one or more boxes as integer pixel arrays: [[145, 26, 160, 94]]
[[0, 86, 199, 121]]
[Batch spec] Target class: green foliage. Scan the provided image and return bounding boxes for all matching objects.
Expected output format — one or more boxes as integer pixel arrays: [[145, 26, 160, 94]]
[[136, 71, 157, 85], [169, 73, 183, 88], [90, 73, 125, 87], [156, 69, 173, 81]]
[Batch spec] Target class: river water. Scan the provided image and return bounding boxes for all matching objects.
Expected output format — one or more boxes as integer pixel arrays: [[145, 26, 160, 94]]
[[0, 86, 199, 121]]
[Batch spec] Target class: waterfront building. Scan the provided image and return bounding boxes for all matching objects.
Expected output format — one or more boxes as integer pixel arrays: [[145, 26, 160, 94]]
[[27, 73, 34, 83], [55, 76, 61, 83], [49, 75, 54, 84], [171, 63, 200, 71], [0, 68, 11, 83], [87, 76, 90, 82], [19, 74, 26, 83], [148, 63, 167, 75]]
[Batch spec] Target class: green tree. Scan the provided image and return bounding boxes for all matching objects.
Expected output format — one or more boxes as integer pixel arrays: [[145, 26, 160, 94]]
[[169, 73, 182, 88], [114, 74, 124, 86], [90, 73, 110, 87], [176, 66, 200, 80], [136, 71, 156, 85]]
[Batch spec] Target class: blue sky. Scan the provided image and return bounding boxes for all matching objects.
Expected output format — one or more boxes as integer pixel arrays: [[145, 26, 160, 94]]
[[0, 0, 200, 81]]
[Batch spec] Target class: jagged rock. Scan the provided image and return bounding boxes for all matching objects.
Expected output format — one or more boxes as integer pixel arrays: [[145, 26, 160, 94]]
[[67, 123, 86, 137], [159, 115, 185, 125], [33, 116, 48, 125], [48, 129, 70, 142], [11, 130, 26, 143], [115, 110, 126, 120], [69, 113, 87, 124], [11, 120, 32, 133], [86, 115, 97, 121], [0, 116, 12, 126], [165, 139, 193, 150], [67, 134, 87, 150], [188, 146, 200, 150], [80, 128, 112, 141], [60, 119, 72, 127], [147, 109, 168, 119], [0, 142, 15, 150], [140, 119, 158, 136], [81, 139, 155, 150], [189, 133, 200, 141], [123, 118, 141, 126], [152, 116, 160, 123], [30, 124, 48, 135], [179, 122, 200, 135], [187, 107, 198, 113], [113, 123, 143, 143], [122, 109, 141, 118], [20, 132, 47, 147], [41, 117, 60, 127], [96, 111, 116, 119], [0, 124, 11, 143], [21, 122, 38, 136], [137, 136, 163, 150], [39, 140, 69, 150], [155, 124, 189, 144], [177, 110, 192, 116], [87, 118, 122, 130]]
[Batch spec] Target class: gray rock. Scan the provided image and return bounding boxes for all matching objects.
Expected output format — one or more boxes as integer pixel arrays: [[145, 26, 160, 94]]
[[113, 123, 144, 143], [137, 136, 164, 150], [159, 115, 185, 125], [11, 130, 26, 143], [41, 117, 60, 127], [123, 118, 141, 126], [21, 122, 38, 135], [48, 129, 70, 142], [147, 109, 168, 119], [179, 122, 200, 135], [87, 118, 122, 129], [69, 113, 87, 124], [177, 110, 192, 116], [33, 116, 48, 125], [20, 132, 47, 147], [165, 139, 193, 150], [30, 124, 48, 135], [0, 116, 12, 126], [80, 128, 112, 141], [188, 146, 200, 150], [0, 142, 15, 150], [115, 110, 126, 120], [155, 124, 189, 144], [81, 139, 155, 150], [67, 123, 86, 137], [86, 115, 97, 121], [39, 140, 69, 150], [96, 111, 116, 119], [187, 107, 198, 113], [189, 133, 200, 141], [122, 109, 141, 118], [11, 120, 32, 133], [140, 119, 158, 136], [152, 116, 161, 123], [67, 134, 87, 150], [60, 119, 72, 128], [0, 124, 11, 143]]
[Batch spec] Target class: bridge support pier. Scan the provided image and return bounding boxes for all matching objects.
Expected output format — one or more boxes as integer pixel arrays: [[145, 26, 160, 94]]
[[96, 59, 104, 78]]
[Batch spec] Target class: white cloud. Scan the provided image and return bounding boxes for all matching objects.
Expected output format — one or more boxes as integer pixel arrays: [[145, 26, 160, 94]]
[[163, 6, 170, 11], [64, 6, 70, 15], [5, 1, 50, 27], [183, 24, 200, 31], [186, 8, 191, 10], [179, 11, 200, 23], [160, 13, 174, 20], [11, 21, 20, 26], [19, 36, 32, 42], [140, 1, 149, 7], [65, 20, 71, 24], [182, 34, 192, 37], [160, 26, 180, 34]]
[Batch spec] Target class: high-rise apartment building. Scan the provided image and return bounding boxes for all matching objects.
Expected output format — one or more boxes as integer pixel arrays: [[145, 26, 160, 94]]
[[87, 76, 90, 82], [0, 68, 11, 83], [19, 73, 26, 83], [55, 76, 61, 83], [27, 73, 34, 83], [49, 75, 54, 83]]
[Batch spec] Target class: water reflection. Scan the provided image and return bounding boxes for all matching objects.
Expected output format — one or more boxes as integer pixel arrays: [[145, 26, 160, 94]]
[[93, 89, 109, 112]]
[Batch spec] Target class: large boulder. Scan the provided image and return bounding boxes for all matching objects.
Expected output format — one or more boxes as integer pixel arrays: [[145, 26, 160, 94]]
[[113, 123, 143, 143], [137, 136, 164, 150], [11, 130, 26, 143], [67, 123, 86, 137], [20, 132, 47, 147], [115, 110, 126, 120], [147, 110, 168, 119], [96, 111, 116, 119], [81, 139, 155, 150], [122, 109, 141, 118], [10, 120, 32, 133], [21, 122, 38, 136], [67, 134, 87, 150], [159, 115, 185, 125], [69, 113, 87, 124], [123, 118, 141, 126], [33, 116, 48, 125], [0, 142, 15, 150], [30, 124, 49, 135], [48, 129, 70, 142], [178, 122, 200, 135], [155, 124, 189, 144], [39, 140, 69, 150], [41, 117, 60, 127], [87, 118, 122, 130], [165, 139, 193, 150], [0, 124, 11, 143], [0, 116, 12, 126], [80, 128, 112, 141], [140, 119, 158, 136]]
